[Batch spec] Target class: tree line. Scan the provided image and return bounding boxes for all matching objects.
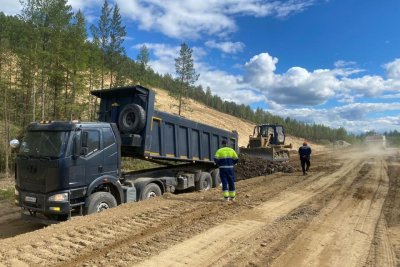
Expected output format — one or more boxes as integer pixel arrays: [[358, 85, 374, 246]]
[[0, 0, 365, 175]]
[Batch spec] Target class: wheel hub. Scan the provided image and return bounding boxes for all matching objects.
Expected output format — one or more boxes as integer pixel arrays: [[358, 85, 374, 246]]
[[97, 202, 110, 212], [203, 180, 211, 190], [148, 191, 157, 198]]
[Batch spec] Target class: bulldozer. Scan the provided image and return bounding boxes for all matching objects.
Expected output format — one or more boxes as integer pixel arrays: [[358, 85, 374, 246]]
[[240, 124, 292, 161]]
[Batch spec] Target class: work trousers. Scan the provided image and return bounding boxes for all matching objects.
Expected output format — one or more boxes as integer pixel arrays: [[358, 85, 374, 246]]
[[300, 158, 310, 174], [220, 168, 235, 195]]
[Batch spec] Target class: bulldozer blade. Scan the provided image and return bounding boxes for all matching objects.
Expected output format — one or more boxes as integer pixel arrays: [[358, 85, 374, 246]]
[[239, 147, 290, 162]]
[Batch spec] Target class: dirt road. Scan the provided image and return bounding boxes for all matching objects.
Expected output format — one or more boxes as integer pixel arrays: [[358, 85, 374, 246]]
[[0, 148, 399, 267]]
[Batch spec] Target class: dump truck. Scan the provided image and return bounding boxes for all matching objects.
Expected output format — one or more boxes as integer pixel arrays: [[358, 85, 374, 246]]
[[11, 85, 238, 224], [240, 124, 292, 161], [364, 135, 386, 149]]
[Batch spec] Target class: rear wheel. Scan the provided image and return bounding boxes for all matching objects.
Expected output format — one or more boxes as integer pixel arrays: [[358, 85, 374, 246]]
[[195, 172, 212, 191], [141, 183, 162, 200], [85, 192, 117, 215], [211, 169, 221, 188]]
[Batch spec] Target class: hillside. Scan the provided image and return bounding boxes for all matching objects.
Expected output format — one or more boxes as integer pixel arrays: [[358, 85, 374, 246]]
[[152, 87, 326, 152]]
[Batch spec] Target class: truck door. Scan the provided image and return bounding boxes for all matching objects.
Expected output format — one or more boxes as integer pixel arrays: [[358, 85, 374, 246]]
[[81, 129, 104, 184], [101, 127, 118, 177]]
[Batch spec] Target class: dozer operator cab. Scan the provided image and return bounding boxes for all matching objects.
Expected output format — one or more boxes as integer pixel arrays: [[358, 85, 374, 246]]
[[247, 124, 285, 148]]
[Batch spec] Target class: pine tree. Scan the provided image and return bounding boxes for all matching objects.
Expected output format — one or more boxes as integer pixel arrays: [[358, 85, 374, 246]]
[[136, 45, 150, 84], [108, 3, 126, 87], [67, 10, 87, 119], [137, 45, 149, 68], [174, 43, 199, 115], [91, 0, 111, 88]]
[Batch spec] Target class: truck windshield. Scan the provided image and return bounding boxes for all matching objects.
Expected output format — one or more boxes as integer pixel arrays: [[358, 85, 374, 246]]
[[19, 131, 68, 158]]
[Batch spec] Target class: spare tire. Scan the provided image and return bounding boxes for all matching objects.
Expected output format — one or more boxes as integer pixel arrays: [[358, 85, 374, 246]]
[[118, 104, 146, 133]]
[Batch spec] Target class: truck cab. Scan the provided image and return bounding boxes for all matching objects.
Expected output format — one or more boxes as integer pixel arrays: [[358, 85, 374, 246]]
[[13, 121, 124, 222], [12, 85, 238, 224]]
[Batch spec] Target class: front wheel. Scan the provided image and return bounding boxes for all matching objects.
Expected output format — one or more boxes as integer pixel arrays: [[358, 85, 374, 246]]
[[85, 192, 117, 215]]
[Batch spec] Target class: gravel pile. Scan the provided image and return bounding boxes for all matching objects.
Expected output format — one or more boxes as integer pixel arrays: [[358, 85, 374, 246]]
[[235, 154, 296, 181]]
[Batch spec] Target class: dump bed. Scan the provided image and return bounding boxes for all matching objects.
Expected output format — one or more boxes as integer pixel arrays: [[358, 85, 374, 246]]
[[91, 85, 238, 163]]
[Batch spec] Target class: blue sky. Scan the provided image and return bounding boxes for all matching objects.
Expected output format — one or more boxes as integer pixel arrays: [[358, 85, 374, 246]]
[[2, 0, 400, 134]]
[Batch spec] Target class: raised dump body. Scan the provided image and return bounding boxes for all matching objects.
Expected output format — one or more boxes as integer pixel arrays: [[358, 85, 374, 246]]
[[91, 85, 238, 162]]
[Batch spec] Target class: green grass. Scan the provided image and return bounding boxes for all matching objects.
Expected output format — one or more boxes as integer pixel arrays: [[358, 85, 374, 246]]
[[0, 187, 14, 202], [121, 158, 162, 171]]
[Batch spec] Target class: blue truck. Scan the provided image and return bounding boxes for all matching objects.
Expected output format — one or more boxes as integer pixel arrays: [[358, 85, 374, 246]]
[[11, 85, 238, 224]]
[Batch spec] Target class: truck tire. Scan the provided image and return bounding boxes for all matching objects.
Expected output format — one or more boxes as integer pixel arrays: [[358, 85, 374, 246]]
[[211, 169, 221, 188], [141, 183, 162, 200], [85, 192, 117, 215], [195, 172, 212, 191], [118, 104, 146, 133]]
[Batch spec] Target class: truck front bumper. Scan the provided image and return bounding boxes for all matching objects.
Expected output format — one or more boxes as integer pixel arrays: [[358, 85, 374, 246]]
[[15, 187, 71, 216]]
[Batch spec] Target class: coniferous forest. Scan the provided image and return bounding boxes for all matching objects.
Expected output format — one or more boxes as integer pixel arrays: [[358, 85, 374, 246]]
[[1, 0, 398, 175]]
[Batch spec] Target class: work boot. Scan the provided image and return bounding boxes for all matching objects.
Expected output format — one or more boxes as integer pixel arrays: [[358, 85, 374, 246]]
[[230, 197, 236, 202], [224, 197, 230, 202]]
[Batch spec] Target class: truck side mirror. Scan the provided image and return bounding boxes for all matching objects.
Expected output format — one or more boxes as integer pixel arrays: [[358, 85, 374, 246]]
[[10, 139, 20, 149]]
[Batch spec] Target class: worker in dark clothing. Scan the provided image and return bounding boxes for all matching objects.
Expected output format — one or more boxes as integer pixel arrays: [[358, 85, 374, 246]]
[[298, 141, 312, 175], [214, 140, 239, 201]]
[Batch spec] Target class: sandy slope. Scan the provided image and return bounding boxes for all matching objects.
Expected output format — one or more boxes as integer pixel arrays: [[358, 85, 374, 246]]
[[153, 88, 326, 151]]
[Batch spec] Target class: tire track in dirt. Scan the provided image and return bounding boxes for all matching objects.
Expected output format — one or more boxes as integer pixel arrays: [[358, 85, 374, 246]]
[[0, 202, 190, 266], [134, 159, 362, 267], [0, 202, 43, 239], [366, 216, 396, 267], [270, 157, 392, 267], [0, 154, 338, 267], [223, 158, 370, 266], [76, 159, 335, 266]]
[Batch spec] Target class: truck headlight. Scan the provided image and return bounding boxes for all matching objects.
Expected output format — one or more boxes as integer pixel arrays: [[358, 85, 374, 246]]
[[48, 193, 68, 202]]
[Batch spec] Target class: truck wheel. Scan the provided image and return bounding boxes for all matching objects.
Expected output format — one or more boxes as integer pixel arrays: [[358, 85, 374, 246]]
[[85, 192, 117, 215], [211, 169, 221, 188], [118, 104, 146, 133], [196, 172, 212, 191], [141, 183, 162, 200]]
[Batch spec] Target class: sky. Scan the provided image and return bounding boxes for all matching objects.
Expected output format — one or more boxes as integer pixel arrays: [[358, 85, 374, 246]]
[[2, 0, 400, 134]]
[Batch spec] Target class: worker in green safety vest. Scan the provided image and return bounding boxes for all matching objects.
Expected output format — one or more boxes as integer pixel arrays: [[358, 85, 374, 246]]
[[214, 140, 239, 201]]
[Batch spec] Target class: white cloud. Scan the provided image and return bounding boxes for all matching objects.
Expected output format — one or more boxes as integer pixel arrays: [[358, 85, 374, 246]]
[[134, 43, 179, 75], [205, 40, 245, 54], [243, 53, 400, 106], [341, 75, 400, 97], [269, 103, 400, 133], [0, 0, 21, 15], [384, 58, 400, 79], [244, 53, 338, 105], [116, 0, 316, 39], [334, 60, 356, 68], [138, 42, 263, 105], [67, 0, 101, 11], [379, 93, 400, 99]]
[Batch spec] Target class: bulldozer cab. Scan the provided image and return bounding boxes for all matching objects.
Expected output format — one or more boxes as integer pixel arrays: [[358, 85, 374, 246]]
[[249, 124, 285, 148], [241, 124, 290, 162]]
